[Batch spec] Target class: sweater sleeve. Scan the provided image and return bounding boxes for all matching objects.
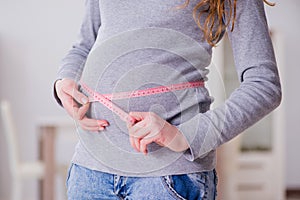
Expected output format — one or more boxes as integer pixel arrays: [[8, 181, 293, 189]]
[[57, 0, 101, 81], [177, 0, 282, 161], [53, 0, 101, 106]]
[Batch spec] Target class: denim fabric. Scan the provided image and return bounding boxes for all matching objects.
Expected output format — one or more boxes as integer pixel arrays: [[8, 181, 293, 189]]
[[66, 163, 217, 200]]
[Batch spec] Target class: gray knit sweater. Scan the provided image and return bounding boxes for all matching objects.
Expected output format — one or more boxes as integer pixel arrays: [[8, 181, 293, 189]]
[[55, 0, 281, 176]]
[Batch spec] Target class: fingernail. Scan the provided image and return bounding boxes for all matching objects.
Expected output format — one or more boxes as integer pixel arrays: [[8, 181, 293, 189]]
[[99, 127, 104, 131], [130, 119, 136, 124], [98, 121, 109, 126], [81, 97, 88, 104]]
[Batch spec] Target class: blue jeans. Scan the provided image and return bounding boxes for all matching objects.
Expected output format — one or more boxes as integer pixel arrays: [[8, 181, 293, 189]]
[[66, 163, 218, 200]]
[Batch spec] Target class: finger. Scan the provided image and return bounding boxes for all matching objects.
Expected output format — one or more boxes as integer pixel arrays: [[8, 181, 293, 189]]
[[128, 124, 142, 152], [126, 112, 143, 129], [132, 126, 152, 152], [126, 118, 136, 129], [127, 113, 148, 152], [76, 103, 90, 120], [129, 119, 147, 135], [97, 119, 109, 127], [80, 117, 109, 129], [128, 120, 146, 151], [78, 118, 108, 132], [134, 137, 141, 152], [140, 126, 167, 154], [128, 112, 146, 121], [140, 137, 156, 155], [126, 117, 138, 128], [131, 124, 152, 140], [129, 121, 143, 151], [129, 136, 140, 152], [79, 122, 103, 132], [62, 95, 80, 118], [63, 84, 88, 105]]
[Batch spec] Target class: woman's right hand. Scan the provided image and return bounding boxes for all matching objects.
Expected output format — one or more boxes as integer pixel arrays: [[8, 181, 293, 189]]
[[55, 78, 109, 132]]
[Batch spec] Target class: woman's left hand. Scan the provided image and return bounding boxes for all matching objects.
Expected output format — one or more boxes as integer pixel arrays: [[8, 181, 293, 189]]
[[126, 112, 189, 155]]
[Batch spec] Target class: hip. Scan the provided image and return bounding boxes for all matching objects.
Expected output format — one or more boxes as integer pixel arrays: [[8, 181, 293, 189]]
[[66, 163, 218, 200]]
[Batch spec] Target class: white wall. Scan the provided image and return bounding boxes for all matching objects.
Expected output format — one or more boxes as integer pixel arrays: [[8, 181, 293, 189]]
[[0, 0, 299, 199], [0, 0, 84, 199], [265, 0, 300, 189]]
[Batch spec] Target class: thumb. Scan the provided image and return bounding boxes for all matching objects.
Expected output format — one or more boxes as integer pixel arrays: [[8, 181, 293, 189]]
[[73, 89, 89, 105], [126, 112, 145, 128], [128, 112, 147, 121], [64, 86, 88, 105], [77, 103, 90, 120]]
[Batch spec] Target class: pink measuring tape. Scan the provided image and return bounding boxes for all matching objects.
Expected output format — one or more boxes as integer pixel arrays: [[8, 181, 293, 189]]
[[80, 80, 204, 124]]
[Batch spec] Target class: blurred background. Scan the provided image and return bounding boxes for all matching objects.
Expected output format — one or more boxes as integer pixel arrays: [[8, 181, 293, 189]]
[[0, 0, 299, 200]]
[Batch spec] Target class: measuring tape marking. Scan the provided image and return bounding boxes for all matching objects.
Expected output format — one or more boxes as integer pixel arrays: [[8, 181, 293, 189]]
[[91, 81, 204, 100], [80, 80, 204, 124], [81, 81, 134, 123]]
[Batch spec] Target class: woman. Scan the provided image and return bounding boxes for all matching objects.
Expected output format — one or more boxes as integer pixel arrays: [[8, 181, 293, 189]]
[[54, 0, 281, 199]]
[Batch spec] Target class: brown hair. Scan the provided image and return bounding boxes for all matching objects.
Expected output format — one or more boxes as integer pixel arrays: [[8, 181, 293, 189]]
[[177, 0, 275, 46]]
